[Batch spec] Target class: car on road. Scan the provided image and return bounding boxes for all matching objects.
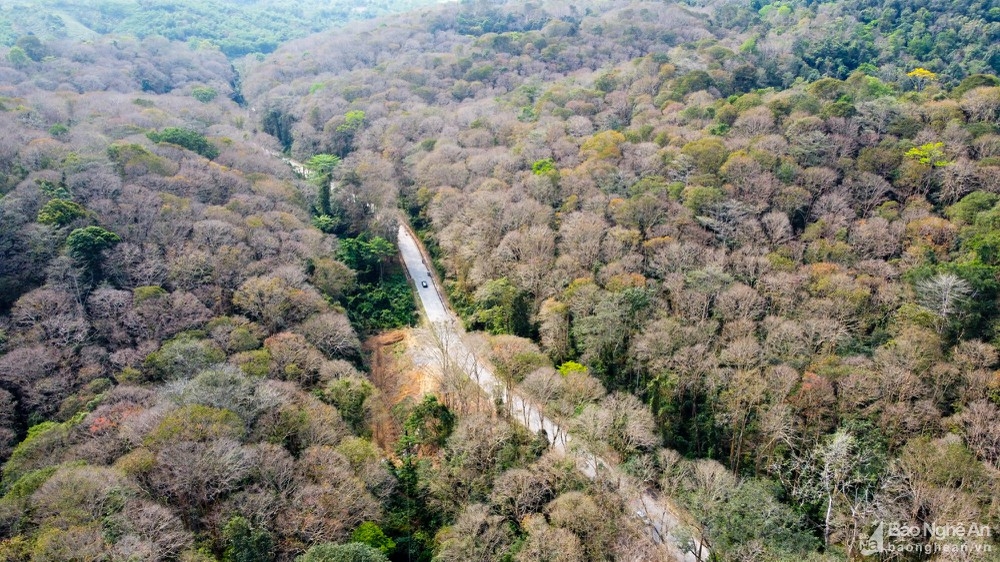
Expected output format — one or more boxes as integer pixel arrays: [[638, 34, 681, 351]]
[[421, 280, 428, 288]]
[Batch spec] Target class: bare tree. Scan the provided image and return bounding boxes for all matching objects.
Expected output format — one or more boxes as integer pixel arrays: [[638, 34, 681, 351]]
[[915, 273, 971, 333], [490, 468, 552, 522], [297, 312, 361, 360], [436, 504, 514, 562], [515, 514, 585, 562]]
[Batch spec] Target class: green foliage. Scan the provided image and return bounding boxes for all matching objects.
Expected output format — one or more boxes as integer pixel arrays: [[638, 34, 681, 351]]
[[144, 404, 244, 448], [312, 214, 340, 233], [398, 395, 455, 453], [955, 74, 1000, 97], [147, 127, 219, 159], [557, 361, 588, 377], [904, 143, 949, 167], [682, 185, 725, 214], [317, 377, 374, 436], [228, 348, 269, 378], [15, 35, 46, 61], [6, 45, 29, 68], [702, 478, 819, 557], [47, 123, 69, 137], [297, 542, 388, 562], [143, 335, 225, 381], [133, 285, 168, 303], [343, 274, 416, 334], [947, 192, 1000, 225], [336, 110, 366, 133], [307, 154, 341, 176], [37, 199, 88, 227], [531, 158, 556, 175], [351, 522, 396, 554], [263, 108, 296, 152], [673, 70, 714, 96], [65, 225, 120, 271], [0, 0, 442, 57], [191, 85, 218, 102], [11, 1, 1000, 559], [330, 236, 411, 336], [337, 236, 397, 282], [308, 257, 356, 300], [469, 277, 530, 337], [106, 142, 175, 176], [1, 414, 85, 492], [594, 72, 617, 93], [35, 178, 71, 200], [223, 516, 273, 562], [681, 137, 729, 175], [1, 465, 57, 502], [307, 154, 340, 216]]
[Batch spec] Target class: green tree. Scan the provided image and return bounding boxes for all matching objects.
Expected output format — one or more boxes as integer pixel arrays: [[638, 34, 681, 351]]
[[317, 377, 374, 436], [223, 516, 273, 562], [398, 395, 455, 454], [312, 214, 340, 233], [328, 110, 366, 157], [351, 522, 396, 554], [191, 86, 218, 103], [343, 276, 416, 334], [557, 361, 588, 377], [681, 137, 730, 175], [66, 226, 121, 273], [470, 277, 530, 336], [37, 199, 88, 228], [531, 158, 556, 175], [48, 123, 69, 137], [147, 127, 219, 159], [337, 110, 366, 133], [307, 154, 342, 176], [6, 46, 29, 69], [336, 236, 396, 282], [143, 336, 226, 382], [263, 108, 296, 152], [15, 35, 46, 62], [704, 478, 817, 556], [307, 154, 340, 216], [904, 142, 949, 167]]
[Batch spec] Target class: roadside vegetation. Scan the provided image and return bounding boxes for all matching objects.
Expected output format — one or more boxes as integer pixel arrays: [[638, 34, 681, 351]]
[[1, 0, 1000, 560]]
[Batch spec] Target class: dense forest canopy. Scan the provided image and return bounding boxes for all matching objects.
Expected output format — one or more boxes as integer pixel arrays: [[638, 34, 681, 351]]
[[1, 0, 1000, 560], [0, 0, 446, 57]]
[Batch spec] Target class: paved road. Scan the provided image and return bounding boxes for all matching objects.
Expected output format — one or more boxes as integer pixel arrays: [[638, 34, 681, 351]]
[[271, 149, 708, 561], [396, 224, 706, 562]]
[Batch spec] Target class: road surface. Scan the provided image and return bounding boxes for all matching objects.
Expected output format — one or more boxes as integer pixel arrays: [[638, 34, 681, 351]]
[[396, 223, 706, 562]]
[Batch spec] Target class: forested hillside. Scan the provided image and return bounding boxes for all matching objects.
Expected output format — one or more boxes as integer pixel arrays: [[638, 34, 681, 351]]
[[239, 0, 1000, 559], [0, 9, 659, 562], [0, 0, 444, 57], [3, 0, 1000, 560]]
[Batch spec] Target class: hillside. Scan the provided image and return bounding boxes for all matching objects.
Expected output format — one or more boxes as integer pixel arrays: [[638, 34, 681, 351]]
[[1, 0, 1000, 561], [0, 0, 446, 57], [241, 0, 1000, 559]]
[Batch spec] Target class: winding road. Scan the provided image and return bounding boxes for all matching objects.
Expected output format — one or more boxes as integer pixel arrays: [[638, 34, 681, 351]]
[[396, 223, 707, 562]]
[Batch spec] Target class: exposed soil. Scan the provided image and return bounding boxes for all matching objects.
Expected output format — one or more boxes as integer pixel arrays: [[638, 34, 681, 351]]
[[363, 328, 443, 451]]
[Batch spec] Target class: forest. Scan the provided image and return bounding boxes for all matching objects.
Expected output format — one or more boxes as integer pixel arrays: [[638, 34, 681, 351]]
[[0, 0, 444, 57], [2, 0, 1000, 561]]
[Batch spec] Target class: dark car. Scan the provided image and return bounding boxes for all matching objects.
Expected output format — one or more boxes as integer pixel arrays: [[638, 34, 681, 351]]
[[421, 280, 428, 288]]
